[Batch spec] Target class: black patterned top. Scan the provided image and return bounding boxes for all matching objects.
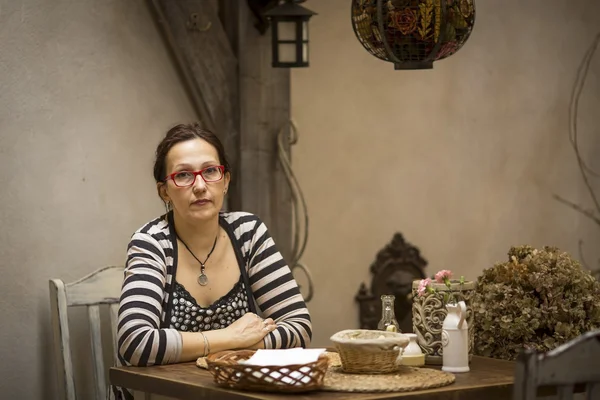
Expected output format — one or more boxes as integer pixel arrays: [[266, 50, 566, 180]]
[[170, 277, 250, 332]]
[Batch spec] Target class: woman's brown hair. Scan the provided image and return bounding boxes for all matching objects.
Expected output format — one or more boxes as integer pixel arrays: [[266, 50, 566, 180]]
[[153, 123, 231, 183]]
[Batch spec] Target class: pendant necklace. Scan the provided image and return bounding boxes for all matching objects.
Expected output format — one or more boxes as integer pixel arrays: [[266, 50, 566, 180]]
[[178, 233, 218, 286]]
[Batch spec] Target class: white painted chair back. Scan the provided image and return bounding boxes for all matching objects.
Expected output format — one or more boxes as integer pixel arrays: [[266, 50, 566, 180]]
[[513, 329, 600, 400], [49, 266, 124, 400]]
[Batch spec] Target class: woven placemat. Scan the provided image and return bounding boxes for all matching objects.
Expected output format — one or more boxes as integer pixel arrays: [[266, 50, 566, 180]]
[[323, 366, 455, 392], [196, 356, 208, 369]]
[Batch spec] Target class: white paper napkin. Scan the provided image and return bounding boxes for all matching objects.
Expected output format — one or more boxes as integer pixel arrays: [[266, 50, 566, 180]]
[[237, 348, 327, 386], [240, 348, 327, 366]]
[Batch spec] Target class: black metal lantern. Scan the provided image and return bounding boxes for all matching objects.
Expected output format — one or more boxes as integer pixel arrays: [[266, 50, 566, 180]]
[[264, 0, 317, 68], [351, 0, 476, 70]]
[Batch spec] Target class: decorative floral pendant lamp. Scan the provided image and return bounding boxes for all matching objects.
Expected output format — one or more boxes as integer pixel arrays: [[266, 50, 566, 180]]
[[351, 0, 476, 70]]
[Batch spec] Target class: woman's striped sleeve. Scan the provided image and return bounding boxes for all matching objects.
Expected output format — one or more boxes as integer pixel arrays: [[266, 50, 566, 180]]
[[246, 219, 312, 349], [116, 232, 182, 366]]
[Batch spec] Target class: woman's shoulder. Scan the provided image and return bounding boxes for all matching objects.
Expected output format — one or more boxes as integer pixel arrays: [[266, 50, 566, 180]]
[[219, 211, 267, 236], [220, 211, 263, 226], [130, 214, 171, 242]]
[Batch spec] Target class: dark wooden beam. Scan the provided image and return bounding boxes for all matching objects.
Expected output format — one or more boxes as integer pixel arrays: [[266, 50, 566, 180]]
[[220, 0, 292, 262], [148, 0, 292, 261], [147, 0, 241, 211]]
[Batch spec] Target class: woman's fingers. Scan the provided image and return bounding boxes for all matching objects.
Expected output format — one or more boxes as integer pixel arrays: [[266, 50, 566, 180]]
[[256, 316, 276, 331], [263, 318, 276, 331], [248, 313, 276, 332]]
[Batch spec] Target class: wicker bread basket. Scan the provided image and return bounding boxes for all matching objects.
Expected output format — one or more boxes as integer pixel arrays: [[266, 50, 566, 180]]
[[206, 350, 328, 393], [330, 329, 409, 374]]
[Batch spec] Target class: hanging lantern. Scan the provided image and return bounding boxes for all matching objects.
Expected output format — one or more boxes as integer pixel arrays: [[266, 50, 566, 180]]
[[351, 0, 476, 70], [264, 0, 318, 68]]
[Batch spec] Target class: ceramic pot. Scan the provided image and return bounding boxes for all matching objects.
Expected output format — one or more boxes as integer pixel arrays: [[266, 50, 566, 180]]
[[441, 301, 470, 372], [401, 333, 425, 367]]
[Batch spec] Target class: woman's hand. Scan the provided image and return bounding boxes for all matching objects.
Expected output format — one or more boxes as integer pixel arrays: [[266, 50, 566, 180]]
[[224, 312, 277, 349], [180, 313, 276, 361]]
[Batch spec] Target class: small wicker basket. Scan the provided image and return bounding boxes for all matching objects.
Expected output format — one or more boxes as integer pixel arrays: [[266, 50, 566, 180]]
[[206, 350, 329, 393], [330, 329, 410, 374]]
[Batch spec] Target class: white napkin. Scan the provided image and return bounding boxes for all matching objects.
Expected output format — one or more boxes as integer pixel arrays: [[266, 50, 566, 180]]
[[240, 348, 327, 366], [238, 348, 327, 386]]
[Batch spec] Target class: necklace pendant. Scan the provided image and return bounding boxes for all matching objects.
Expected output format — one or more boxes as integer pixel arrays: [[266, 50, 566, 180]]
[[198, 273, 208, 286]]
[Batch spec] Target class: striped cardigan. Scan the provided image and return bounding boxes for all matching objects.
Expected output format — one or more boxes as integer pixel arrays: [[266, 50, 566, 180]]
[[113, 211, 311, 398]]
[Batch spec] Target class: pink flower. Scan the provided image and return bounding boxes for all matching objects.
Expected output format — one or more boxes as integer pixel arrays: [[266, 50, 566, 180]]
[[417, 278, 432, 297], [435, 270, 453, 283]]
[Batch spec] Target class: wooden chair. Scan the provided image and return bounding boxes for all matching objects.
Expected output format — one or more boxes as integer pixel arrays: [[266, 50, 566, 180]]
[[49, 266, 124, 400], [513, 330, 600, 400]]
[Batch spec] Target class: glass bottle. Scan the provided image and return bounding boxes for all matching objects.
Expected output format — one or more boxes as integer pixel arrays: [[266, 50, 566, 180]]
[[377, 294, 401, 332]]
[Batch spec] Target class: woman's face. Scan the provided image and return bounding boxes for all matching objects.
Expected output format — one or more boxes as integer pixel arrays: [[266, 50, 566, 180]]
[[158, 138, 230, 223]]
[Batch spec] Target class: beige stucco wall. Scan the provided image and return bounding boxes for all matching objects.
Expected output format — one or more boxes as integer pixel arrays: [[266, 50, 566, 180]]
[[0, 0, 196, 398], [292, 0, 600, 347]]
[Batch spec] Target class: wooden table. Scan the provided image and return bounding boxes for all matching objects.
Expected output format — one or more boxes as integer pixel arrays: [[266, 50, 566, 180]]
[[110, 356, 516, 400]]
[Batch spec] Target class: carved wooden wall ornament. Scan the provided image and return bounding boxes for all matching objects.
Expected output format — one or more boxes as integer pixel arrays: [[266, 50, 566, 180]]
[[355, 233, 427, 333]]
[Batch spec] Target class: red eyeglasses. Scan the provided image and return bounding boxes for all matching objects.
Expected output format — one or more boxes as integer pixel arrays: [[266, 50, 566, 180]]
[[164, 165, 225, 187]]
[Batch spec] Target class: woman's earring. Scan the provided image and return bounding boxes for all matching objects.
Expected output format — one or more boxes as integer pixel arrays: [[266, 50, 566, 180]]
[[164, 200, 171, 213]]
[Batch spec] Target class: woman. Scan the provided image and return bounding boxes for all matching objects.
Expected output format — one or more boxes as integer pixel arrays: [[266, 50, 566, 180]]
[[113, 123, 312, 400]]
